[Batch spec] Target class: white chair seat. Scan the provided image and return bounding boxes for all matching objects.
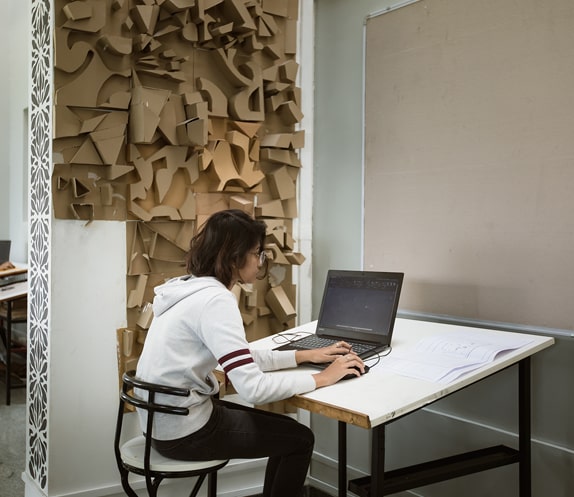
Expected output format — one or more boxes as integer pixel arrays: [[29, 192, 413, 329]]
[[121, 435, 228, 473]]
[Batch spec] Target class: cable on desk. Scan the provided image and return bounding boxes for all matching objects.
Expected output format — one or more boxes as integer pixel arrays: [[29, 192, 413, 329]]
[[365, 346, 392, 369], [272, 331, 313, 345]]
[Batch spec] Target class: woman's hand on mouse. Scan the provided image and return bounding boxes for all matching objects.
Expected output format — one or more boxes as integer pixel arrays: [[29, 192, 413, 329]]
[[312, 353, 366, 387]]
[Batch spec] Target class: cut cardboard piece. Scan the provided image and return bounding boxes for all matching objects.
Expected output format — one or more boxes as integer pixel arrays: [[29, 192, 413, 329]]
[[259, 148, 301, 168], [284, 231, 294, 251], [262, 0, 289, 17], [129, 86, 171, 144], [260, 133, 292, 148], [264, 81, 291, 95], [55, 42, 131, 107], [136, 302, 154, 330], [229, 79, 265, 122], [174, 221, 195, 250], [70, 138, 104, 165], [226, 130, 265, 187], [179, 188, 196, 219], [261, 65, 278, 82], [291, 130, 305, 149], [210, 140, 240, 190], [79, 114, 107, 134], [142, 221, 196, 252], [130, 4, 160, 35], [263, 43, 283, 61], [197, 77, 229, 118], [222, 0, 257, 31], [98, 34, 132, 56], [63, 1, 92, 21], [285, 252, 305, 265], [54, 105, 83, 138], [127, 274, 148, 308], [116, 328, 144, 384], [52, 164, 129, 221], [265, 92, 288, 113], [260, 13, 279, 35], [230, 120, 262, 139], [158, 94, 187, 145], [279, 60, 298, 83], [267, 166, 296, 200], [265, 285, 296, 324], [63, 0, 106, 33], [257, 17, 272, 37], [255, 199, 284, 218], [265, 230, 284, 248], [149, 231, 187, 263], [281, 197, 297, 219], [265, 243, 290, 265], [93, 135, 125, 165], [127, 222, 152, 276], [229, 195, 254, 213], [277, 100, 304, 126]]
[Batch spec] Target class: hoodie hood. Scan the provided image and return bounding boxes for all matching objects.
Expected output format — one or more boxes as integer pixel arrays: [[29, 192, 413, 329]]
[[152, 275, 225, 317]]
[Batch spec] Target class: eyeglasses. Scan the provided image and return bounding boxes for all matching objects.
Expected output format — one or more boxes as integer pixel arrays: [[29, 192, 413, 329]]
[[251, 249, 267, 266]]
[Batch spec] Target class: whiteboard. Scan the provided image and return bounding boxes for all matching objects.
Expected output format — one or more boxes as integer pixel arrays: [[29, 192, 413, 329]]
[[364, 0, 574, 331]]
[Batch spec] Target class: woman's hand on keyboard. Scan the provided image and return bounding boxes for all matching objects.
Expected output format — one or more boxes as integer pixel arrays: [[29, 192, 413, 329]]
[[295, 341, 352, 365]]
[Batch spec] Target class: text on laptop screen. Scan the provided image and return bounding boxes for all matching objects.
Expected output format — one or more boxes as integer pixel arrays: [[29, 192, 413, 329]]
[[318, 274, 400, 339]]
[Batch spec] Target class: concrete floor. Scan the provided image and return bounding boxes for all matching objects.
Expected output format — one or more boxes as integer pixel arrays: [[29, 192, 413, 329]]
[[0, 379, 26, 497]]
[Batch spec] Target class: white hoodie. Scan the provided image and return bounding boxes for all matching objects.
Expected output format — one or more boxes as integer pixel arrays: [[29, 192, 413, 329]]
[[135, 275, 317, 440]]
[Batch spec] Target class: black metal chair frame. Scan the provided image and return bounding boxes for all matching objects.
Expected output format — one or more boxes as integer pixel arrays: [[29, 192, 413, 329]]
[[114, 370, 229, 497]]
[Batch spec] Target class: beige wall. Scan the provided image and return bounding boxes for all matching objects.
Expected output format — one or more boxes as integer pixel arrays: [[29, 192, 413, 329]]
[[313, 1, 573, 496]]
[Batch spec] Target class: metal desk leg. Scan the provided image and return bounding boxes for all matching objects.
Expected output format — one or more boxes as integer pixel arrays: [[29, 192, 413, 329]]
[[5, 301, 12, 406], [338, 421, 347, 497], [518, 357, 531, 497], [371, 424, 385, 497]]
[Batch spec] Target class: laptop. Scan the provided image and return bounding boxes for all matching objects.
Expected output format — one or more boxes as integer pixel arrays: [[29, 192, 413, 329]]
[[275, 270, 404, 360]]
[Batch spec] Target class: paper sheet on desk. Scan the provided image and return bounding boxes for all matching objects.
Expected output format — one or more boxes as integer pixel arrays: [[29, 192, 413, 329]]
[[379, 332, 534, 384]]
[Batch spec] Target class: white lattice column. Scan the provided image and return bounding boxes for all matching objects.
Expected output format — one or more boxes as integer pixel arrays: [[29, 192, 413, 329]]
[[27, 0, 52, 492]]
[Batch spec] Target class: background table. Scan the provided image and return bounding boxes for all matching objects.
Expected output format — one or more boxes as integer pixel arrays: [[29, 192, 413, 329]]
[[0, 279, 28, 405]]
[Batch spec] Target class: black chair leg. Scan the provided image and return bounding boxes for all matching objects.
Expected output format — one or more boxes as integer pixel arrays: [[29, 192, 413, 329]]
[[188, 473, 208, 497], [119, 469, 140, 497], [208, 471, 218, 497]]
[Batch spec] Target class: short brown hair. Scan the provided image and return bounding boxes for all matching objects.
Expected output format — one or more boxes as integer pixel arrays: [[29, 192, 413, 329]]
[[186, 209, 266, 288]]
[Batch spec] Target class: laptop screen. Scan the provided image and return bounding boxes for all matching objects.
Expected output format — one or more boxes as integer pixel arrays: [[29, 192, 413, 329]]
[[316, 270, 404, 344], [0, 240, 10, 264]]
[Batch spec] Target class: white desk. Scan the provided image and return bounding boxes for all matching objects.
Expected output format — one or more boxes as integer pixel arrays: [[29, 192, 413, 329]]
[[252, 318, 554, 497]]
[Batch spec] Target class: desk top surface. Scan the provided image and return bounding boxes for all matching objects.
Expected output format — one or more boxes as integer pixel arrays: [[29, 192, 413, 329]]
[[0, 280, 28, 302], [254, 318, 554, 429]]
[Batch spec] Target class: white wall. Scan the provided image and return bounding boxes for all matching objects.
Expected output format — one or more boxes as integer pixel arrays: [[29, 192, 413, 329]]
[[46, 221, 126, 494], [0, 0, 30, 263]]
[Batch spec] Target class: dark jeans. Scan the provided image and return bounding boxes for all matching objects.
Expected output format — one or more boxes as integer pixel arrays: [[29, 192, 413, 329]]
[[153, 398, 315, 497]]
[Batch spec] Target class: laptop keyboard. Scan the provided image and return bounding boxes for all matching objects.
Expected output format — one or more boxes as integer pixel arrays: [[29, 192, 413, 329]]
[[287, 335, 376, 355]]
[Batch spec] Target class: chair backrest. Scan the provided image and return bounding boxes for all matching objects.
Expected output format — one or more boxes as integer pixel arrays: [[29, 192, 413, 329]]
[[114, 370, 191, 489]]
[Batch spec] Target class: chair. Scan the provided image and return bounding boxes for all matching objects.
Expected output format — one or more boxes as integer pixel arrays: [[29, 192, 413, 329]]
[[114, 370, 229, 497]]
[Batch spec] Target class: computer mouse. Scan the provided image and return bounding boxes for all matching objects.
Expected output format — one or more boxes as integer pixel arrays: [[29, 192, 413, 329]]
[[341, 364, 370, 381]]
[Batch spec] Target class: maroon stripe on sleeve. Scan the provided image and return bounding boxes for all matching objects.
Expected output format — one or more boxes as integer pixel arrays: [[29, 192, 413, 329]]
[[222, 357, 254, 374], [219, 349, 250, 364]]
